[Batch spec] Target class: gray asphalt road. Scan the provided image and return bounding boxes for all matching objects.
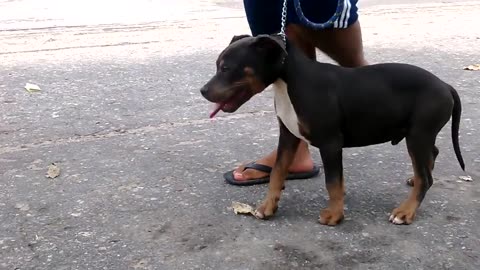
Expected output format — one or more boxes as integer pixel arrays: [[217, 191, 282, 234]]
[[1, 1, 479, 269]]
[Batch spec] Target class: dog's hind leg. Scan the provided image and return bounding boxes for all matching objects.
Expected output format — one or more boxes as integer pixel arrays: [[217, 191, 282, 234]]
[[391, 132, 436, 225], [406, 145, 439, 186]]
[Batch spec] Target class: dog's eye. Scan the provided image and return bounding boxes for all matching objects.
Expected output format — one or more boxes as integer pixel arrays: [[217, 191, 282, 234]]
[[220, 66, 229, 73]]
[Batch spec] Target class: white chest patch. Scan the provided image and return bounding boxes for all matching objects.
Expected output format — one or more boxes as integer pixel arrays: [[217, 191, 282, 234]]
[[272, 79, 310, 144]]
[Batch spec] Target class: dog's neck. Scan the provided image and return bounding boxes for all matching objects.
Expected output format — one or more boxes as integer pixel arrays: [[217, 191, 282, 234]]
[[261, 36, 289, 85], [278, 60, 288, 82], [277, 42, 290, 83], [264, 60, 287, 87]]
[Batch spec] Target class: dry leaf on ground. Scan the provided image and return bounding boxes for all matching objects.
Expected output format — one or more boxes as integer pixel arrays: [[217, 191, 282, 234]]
[[231, 201, 255, 215], [459, 175, 473, 182], [25, 83, 42, 93], [46, 163, 61, 178], [463, 64, 480, 71]]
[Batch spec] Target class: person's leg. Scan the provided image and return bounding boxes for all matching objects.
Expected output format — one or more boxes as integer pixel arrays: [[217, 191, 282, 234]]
[[291, 0, 368, 67], [232, 0, 367, 182], [309, 21, 368, 67]]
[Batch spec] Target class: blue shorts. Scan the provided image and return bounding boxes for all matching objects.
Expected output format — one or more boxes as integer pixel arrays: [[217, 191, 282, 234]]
[[243, 0, 359, 35]]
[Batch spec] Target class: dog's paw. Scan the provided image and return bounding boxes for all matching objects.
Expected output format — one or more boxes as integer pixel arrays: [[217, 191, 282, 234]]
[[254, 197, 279, 220], [389, 202, 417, 225], [318, 208, 344, 226]]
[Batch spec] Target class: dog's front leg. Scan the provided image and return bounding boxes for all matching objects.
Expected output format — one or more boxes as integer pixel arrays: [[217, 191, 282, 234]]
[[254, 120, 300, 219], [318, 140, 345, 226]]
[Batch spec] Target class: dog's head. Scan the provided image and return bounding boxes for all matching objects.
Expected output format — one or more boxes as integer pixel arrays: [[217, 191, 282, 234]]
[[200, 34, 286, 118]]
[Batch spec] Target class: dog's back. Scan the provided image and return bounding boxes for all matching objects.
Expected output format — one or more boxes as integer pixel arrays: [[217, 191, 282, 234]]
[[286, 43, 463, 170]]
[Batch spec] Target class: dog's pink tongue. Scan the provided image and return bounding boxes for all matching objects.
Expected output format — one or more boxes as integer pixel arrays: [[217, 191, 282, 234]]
[[210, 103, 223, 118]]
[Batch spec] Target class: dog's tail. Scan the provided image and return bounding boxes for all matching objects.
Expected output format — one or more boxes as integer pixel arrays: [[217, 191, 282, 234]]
[[450, 85, 465, 171]]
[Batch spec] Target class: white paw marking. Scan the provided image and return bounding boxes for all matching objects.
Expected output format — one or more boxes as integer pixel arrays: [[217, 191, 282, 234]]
[[393, 217, 405, 224], [389, 214, 406, 225], [254, 210, 264, 219], [318, 216, 326, 224], [272, 79, 311, 144], [406, 178, 414, 186]]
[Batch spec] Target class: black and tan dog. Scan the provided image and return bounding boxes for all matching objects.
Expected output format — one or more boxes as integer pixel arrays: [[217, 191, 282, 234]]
[[200, 34, 465, 225]]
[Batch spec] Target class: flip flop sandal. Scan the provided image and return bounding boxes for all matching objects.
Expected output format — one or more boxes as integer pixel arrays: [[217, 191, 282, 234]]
[[223, 162, 321, 186]]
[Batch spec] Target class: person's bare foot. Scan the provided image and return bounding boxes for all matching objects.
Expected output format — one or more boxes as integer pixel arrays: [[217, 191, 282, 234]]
[[233, 141, 314, 181]]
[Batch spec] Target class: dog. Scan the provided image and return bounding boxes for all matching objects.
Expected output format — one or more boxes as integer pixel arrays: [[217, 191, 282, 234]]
[[200, 34, 465, 225]]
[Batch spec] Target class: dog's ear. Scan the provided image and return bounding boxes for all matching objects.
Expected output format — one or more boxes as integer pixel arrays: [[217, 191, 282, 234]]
[[251, 34, 286, 54], [229, 34, 251, 44]]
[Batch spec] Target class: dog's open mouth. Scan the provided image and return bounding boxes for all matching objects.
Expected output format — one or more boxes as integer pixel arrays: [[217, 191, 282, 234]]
[[210, 90, 249, 118]]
